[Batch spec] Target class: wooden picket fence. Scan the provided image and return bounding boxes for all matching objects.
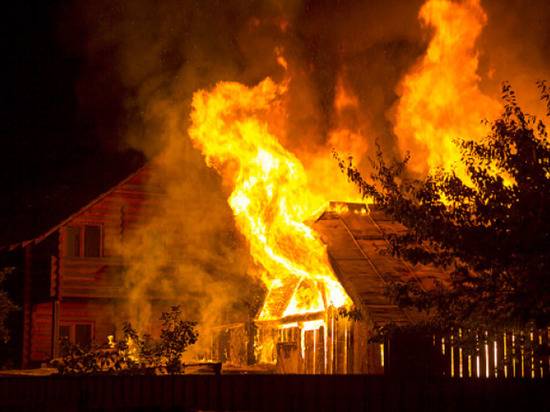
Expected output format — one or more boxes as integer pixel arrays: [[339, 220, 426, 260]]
[[438, 328, 550, 378], [0, 374, 548, 411]]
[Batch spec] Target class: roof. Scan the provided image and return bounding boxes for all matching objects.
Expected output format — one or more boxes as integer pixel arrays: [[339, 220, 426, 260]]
[[313, 202, 448, 327], [1, 163, 153, 252]]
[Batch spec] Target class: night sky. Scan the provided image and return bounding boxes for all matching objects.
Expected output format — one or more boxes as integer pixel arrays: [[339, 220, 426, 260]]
[[1, 3, 144, 245]]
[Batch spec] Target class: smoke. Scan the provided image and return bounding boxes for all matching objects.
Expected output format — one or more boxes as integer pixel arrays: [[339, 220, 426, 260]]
[[64, 0, 549, 161], [479, 0, 550, 118], [61, 0, 549, 347]]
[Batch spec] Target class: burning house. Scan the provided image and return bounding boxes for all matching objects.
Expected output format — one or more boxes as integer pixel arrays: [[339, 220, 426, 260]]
[[1, 156, 446, 375], [204, 202, 448, 375], [2, 0, 548, 379]]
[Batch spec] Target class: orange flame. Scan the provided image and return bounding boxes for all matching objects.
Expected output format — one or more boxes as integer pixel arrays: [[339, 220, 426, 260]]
[[394, 0, 502, 178], [189, 78, 351, 321]]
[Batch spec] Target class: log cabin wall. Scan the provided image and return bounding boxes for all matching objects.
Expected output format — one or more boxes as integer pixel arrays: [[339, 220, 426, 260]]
[[14, 165, 170, 366], [29, 299, 120, 362], [7, 162, 245, 368], [56, 166, 160, 300]]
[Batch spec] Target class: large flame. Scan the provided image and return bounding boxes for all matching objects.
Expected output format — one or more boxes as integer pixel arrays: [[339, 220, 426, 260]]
[[188, 78, 351, 321], [394, 0, 502, 178]]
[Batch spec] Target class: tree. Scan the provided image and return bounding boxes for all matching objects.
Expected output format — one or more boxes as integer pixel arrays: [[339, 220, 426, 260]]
[[336, 82, 550, 349], [0, 268, 19, 344]]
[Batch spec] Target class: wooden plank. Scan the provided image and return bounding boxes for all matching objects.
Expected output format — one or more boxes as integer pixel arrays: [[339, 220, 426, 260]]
[[541, 328, 549, 378], [336, 318, 346, 374], [304, 329, 314, 374], [479, 333, 488, 378], [488, 337, 496, 378], [495, 333, 504, 378], [346, 320, 354, 374], [316, 326, 325, 374], [326, 308, 334, 374]]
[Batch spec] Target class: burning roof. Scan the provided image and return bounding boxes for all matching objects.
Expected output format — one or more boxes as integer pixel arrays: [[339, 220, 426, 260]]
[[314, 202, 446, 327]]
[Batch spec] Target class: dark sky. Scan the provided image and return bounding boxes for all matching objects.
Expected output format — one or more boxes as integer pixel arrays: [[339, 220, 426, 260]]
[[0, 2, 144, 245]]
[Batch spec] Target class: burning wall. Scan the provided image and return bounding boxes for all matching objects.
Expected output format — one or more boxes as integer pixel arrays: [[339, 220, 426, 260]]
[[61, 0, 550, 362]]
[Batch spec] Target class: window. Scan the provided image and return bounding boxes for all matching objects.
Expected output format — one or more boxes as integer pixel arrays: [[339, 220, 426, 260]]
[[65, 227, 80, 257], [65, 225, 102, 257], [75, 324, 92, 351], [59, 325, 71, 341], [58, 323, 93, 354], [84, 226, 101, 257]]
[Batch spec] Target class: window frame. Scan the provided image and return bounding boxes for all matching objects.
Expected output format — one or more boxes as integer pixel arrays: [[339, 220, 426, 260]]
[[63, 223, 104, 258], [58, 322, 95, 351]]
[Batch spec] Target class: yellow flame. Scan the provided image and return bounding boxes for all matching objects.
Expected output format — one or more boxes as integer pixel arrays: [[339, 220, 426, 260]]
[[189, 77, 351, 321], [275, 46, 288, 71], [283, 279, 325, 318], [394, 0, 501, 179], [327, 202, 368, 215], [124, 336, 139, 362]]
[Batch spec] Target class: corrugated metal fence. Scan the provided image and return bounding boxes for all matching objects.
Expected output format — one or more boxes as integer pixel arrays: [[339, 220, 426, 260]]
[[0, 374, 548, 411]]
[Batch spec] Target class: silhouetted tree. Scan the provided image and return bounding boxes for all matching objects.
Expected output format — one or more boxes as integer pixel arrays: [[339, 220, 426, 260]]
[[0, 268, 19, 344], [336, 82, 550, 349]]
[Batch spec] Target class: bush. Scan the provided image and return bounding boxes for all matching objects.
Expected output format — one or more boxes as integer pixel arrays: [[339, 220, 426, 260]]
[[53, 306, 198, 375]]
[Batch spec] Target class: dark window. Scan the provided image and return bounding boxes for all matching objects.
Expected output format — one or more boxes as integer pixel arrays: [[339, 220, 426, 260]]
[[58, 324, 94, 354], [65, 225, 102, 258], [75, 324, 92, 351], [84, 225, 101, 257], [59, 325, 71, 340], [58, 325, 72, 356], [65, 227, 80, 257]]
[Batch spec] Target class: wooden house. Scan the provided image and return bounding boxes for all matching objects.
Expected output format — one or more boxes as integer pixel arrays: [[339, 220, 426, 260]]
[[2, 158, 445, 373], [1, 157, 447, 373], [1, 159, 253, 370], [206, 203, 448, 375], [1, 164, 165, 367]]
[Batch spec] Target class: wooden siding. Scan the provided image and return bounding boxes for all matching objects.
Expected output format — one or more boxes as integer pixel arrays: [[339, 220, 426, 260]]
[[29, 303, 52, 363], [29, 300, 119, 362], [56, 166, 164, 299], [18, 163, 226, 366]]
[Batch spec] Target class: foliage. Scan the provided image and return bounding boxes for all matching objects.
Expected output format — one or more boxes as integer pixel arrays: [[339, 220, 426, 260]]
[[53, 306, 198, 375], [335, 82, 550, 352], [157, 306, 199, 374], [0, 268, 19, 344], [53, 338, 122, 375], [338, 306, 364, 321]]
